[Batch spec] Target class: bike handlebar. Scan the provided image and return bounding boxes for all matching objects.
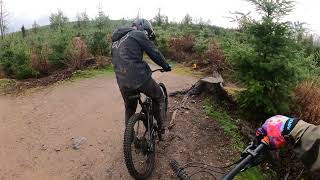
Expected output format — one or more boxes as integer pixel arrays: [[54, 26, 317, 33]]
[[221, 143, 267, 180], [170, 159, 191, 180], [170, 141, 268, 180]]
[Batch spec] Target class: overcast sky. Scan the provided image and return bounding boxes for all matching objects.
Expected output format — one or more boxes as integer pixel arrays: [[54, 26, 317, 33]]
[[4, 0, 320, 35]]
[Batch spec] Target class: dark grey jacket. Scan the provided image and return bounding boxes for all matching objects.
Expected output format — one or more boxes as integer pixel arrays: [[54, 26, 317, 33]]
[[111, 28, 169, 89]]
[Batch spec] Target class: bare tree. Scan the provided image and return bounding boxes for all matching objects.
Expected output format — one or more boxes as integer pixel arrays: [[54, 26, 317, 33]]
[[181, 13, 193, 25], [153, 8, 168, 26], [136, 8, 141, 19], [77, 11, 89, 28], [0, 0, 9, 39]]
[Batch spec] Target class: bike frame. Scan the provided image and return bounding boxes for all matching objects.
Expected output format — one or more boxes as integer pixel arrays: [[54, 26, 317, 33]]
[[137, 68, 164, 147], [123, 68, 167, 179], [138, 96, 157, 152]]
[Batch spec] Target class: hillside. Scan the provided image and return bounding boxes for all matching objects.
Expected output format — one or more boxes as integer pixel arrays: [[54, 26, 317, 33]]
[[1, 14, 230, 80]]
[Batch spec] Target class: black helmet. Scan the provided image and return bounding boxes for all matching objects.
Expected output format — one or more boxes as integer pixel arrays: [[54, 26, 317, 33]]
[[132, 19, 156, 41]]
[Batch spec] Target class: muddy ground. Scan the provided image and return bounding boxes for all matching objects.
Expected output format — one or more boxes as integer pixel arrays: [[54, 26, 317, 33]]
[[154, 95, 239, 180], [0, 68, 240, 180]]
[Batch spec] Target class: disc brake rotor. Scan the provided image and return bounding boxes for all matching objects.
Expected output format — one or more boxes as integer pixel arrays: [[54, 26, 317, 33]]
[[134, 135, 154, 155]]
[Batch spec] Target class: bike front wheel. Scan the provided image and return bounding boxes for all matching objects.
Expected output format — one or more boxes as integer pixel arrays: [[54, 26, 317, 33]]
[[159, 83, 168, 112], [123, 113, 155, 180]]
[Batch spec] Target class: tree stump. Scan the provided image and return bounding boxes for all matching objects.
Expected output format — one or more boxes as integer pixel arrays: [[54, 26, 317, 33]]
[[169, 71, 235, 128]]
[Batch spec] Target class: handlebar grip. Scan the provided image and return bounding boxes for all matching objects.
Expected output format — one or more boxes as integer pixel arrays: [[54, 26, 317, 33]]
[[169, 160, 191, 180]]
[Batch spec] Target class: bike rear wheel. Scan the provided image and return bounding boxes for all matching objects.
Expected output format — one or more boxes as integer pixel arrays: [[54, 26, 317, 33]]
[[123, 113, 155, 180]]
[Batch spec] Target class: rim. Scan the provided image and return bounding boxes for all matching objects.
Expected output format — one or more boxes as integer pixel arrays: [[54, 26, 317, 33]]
[[131, 119, 155, 175]]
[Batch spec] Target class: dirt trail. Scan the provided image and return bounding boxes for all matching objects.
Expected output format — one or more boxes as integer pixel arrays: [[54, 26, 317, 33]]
[[0, 69, 197, 180]]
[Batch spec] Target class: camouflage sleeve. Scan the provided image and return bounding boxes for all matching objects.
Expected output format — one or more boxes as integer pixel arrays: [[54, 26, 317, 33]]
[[289, 120, 320, 171]]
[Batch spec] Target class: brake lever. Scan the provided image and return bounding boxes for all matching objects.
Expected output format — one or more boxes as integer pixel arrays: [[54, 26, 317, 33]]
[[241, 142, 255, 158], [239, 141, 267, 172]]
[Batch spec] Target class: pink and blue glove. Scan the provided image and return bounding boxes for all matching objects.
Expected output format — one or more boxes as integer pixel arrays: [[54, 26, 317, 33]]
[[256, 115, 299, 149]]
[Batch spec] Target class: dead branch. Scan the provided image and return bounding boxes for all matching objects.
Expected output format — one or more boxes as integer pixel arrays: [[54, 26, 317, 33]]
[[284, 168, 291, 180], [169, 89, 189, 97], [295, 169, 305, 180]]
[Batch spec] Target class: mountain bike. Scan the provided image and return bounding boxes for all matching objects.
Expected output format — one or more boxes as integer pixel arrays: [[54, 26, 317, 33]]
[[123, 69, 168, 180], [170, 139, 269, 180]]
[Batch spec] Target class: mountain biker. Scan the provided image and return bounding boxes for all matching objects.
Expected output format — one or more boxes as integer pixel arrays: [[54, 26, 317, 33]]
[[256, 115, 320, 171], [111, 18, 171, 137]]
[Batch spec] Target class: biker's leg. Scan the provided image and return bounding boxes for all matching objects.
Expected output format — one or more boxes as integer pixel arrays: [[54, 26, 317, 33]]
[[138, 78, 166, 133], [120, 87, 138, 126]]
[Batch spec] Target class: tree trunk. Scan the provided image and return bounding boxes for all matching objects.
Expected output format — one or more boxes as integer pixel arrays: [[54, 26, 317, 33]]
[[0, 0, 3, 39], [169, 71, 236, 128], [0, 0, 8, 39], [170, 70, 234, 105]]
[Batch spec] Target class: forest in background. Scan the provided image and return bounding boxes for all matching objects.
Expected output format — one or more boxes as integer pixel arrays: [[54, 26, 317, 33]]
[[2, 0, 319, 118]]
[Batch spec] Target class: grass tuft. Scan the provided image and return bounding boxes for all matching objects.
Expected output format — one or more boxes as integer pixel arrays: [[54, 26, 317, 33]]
[[203, 99, 243, 150], [235, 167, 263, 180], [294, 80, 320, 125], [71, 65, 114, 80], [202, 98, 269, 180], [171, 63, 206, 78], [0, 79, 17, 95]]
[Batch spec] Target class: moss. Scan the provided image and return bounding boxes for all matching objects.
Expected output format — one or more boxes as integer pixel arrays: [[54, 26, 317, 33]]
[[202, 99, 271, 180], [0, 79, 17, 95], [70, 65, 114, 80], [146, 58, 205, 78], [203, 99, 243, 150], [235, 167, 263, 180], [171, 63, 206, 78]]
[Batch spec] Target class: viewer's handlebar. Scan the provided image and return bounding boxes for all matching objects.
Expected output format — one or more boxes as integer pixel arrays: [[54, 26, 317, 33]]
[[170, 140, 268, 180], [221, 142, 267, 180]]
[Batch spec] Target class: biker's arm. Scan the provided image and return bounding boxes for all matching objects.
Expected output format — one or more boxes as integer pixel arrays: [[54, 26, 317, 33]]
[[131, 31, 169, 69], [289, 120, 320, 171]]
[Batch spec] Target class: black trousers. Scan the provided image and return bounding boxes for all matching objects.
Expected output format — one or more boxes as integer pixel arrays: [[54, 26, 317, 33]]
[[119, 78, 165, 129]]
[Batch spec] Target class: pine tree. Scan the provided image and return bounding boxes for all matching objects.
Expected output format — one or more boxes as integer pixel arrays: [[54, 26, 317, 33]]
[[32, 21, 39, 33], [76, 11, 90, 28], [21, 25, 26, 38], [49, 10, 69, 32], [234, 0, 300, 119], [181, 13, 192, 25]]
